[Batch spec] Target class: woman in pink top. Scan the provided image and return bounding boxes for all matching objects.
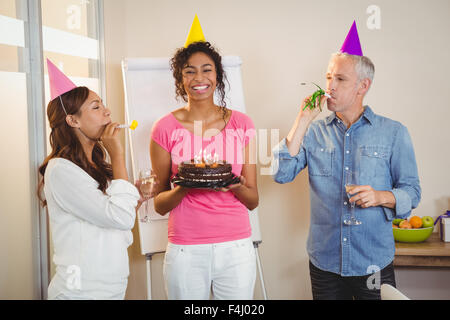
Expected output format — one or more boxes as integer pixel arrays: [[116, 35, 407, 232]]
[[150, 41, 259, 300]]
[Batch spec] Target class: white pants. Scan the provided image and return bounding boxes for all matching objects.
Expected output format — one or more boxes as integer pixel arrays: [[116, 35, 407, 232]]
[[163, 237, 256, 300], [47, 271, 127, 300]]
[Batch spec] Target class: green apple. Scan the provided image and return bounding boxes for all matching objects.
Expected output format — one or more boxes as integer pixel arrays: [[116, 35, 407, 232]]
[[392, 218, 404, 226], [422, 216, 434, 228]]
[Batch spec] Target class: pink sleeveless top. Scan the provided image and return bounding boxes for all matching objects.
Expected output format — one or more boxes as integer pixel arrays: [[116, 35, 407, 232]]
[[151, 110, 255, 244]]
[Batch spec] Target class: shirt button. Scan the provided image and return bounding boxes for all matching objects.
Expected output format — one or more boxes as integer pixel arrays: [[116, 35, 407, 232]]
[[346, 150, 350, 154], [345, 167, 349, 171], [344, 201, 348, 205], [346, 133, 350, 137], [374, 152, 378, 156], [343, 237, 347, 242], [320, 148, 324, 152]]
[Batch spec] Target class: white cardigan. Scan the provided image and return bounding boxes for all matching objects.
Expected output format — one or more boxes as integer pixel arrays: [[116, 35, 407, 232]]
[[44, 158, 140, 299]]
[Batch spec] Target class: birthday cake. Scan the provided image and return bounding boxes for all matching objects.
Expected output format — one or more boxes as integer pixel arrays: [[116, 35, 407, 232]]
[[172, 150, 239, 188], [178, 160, 233, 183]]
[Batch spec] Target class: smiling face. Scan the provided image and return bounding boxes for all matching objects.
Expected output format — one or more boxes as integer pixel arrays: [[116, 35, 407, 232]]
[[182, 52, 217, 103], [70, 90, 111, 139]]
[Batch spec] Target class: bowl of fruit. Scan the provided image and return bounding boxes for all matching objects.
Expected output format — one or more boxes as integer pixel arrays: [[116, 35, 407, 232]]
[[392, 216, 434, 243]]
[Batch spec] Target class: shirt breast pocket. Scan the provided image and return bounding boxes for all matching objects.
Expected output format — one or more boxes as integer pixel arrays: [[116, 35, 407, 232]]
[[359, 145, 391, 184], [307, 147, 334, 177]]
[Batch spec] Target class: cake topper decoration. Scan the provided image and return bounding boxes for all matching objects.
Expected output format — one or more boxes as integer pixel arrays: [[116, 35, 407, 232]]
[[194, 149, 220, 166]]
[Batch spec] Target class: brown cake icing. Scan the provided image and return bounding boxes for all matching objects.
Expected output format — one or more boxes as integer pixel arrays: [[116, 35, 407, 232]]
[[178, 160, 233, 183]]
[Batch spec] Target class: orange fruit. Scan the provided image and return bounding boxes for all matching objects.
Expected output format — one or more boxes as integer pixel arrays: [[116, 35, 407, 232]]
[[409, 216, 423, 228], [399, 220, 412, 229]]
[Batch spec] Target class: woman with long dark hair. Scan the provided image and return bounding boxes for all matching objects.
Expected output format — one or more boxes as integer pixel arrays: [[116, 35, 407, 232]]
[[38, 60, 155, 299], [150, 41, 259, 299]]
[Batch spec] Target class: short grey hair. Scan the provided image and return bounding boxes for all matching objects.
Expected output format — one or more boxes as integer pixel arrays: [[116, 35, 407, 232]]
[[332, 52, 375, 82]]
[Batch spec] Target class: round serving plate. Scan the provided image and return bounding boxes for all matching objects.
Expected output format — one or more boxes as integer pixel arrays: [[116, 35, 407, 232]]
[[171, 173, 241, 189]]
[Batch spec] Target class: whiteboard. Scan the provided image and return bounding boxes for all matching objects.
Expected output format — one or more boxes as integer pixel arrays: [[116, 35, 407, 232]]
[[122, 56, 262, 256]]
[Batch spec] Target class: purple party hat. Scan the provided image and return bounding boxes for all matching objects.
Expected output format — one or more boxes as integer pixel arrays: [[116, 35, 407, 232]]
[[340, 20, 363, 56]]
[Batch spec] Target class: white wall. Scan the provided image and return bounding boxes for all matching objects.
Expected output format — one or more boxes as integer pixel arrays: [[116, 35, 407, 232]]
[[103, 0, 450, 299]]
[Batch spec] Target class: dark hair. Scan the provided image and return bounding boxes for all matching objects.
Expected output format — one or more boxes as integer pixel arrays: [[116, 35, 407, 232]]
[[37, 86, 113, 206], [170, 41, 228, 117]]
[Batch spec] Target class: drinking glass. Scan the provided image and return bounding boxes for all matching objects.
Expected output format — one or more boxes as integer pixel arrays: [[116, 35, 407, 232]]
[[139, 169, 155, 223], [344, 170, 362, 226]]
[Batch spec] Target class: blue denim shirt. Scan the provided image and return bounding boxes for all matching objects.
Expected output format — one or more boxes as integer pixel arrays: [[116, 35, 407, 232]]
[[272, 106, 421, 276]]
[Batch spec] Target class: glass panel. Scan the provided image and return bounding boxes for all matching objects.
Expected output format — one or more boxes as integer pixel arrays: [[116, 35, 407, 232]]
[[41, 0, 102, 280], [41, 0, 101, 105], [0, 0, 34, 299], [41, 0, 98, 38], [0, 3, 25, 73], [0, 43, 23, 72], [41, 0, 102, 153], [0, 0, 17, 19]]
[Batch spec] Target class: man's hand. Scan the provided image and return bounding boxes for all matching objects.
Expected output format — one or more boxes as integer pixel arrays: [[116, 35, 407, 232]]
[[348, 185, 396, 209], [298, 94, 327, 123]]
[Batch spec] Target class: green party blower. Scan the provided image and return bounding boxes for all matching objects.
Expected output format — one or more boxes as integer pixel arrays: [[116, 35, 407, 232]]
[[301, 82, 331, 112]]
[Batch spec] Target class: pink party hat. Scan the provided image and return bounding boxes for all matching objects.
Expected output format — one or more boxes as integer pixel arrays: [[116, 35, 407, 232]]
[[47, 59, 77, 101], [340, 21, 363, 56]]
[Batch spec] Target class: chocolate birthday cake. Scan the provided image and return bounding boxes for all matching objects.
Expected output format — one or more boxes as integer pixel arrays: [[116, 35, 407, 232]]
[[178, 160, 233, 183]]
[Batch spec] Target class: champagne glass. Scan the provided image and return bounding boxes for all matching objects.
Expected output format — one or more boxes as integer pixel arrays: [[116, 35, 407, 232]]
[[344, 170, 362, 226], [139, 169, 155, 223]]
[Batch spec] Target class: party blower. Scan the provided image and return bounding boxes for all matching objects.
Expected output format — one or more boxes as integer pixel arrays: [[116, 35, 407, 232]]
[[300, 82, 331, 112], [117, 120, 138, 130]]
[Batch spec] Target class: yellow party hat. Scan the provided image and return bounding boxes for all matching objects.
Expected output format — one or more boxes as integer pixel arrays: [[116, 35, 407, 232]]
[[184, 14, 206, 48]]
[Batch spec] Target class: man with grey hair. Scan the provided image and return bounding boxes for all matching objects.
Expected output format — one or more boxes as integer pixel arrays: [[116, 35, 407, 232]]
[[272, 22, 421, 299]]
